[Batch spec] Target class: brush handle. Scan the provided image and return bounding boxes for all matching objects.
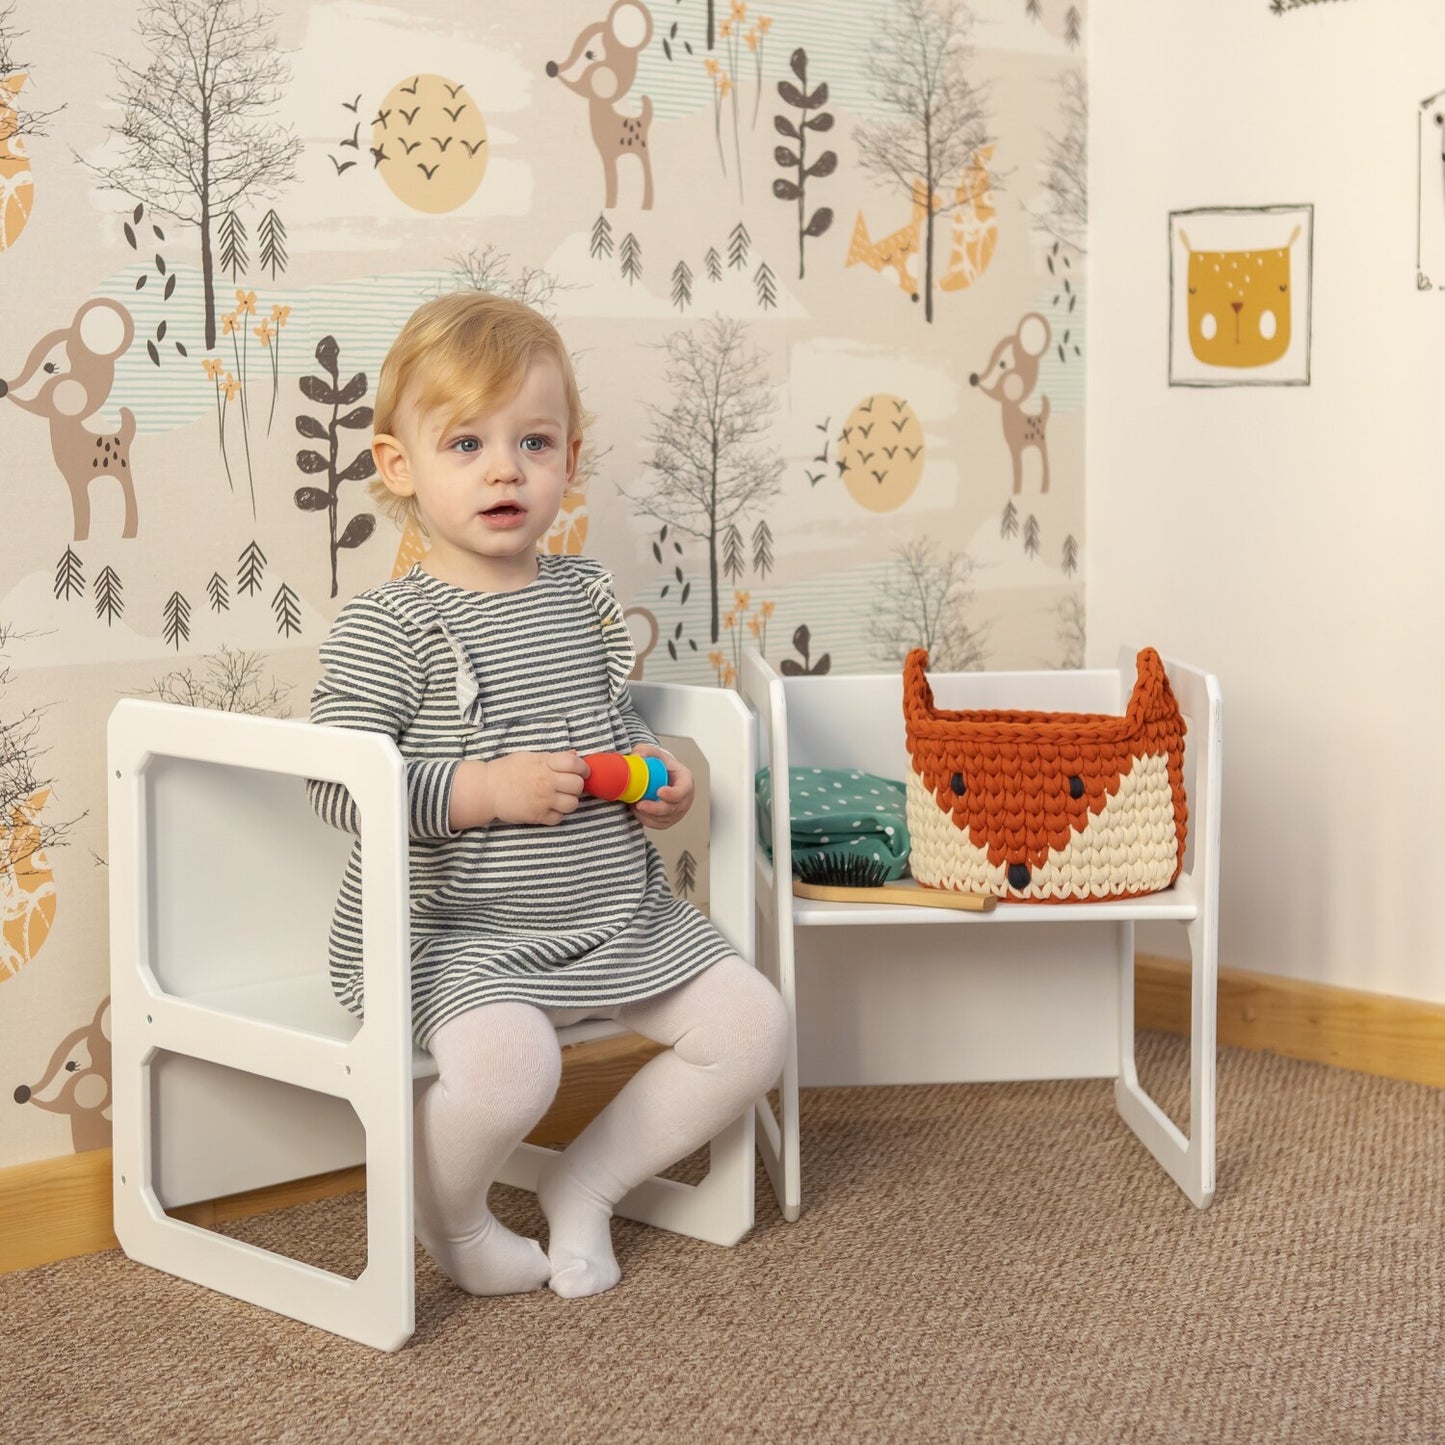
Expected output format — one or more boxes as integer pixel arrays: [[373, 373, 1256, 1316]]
[[792, 880, 997, 912]]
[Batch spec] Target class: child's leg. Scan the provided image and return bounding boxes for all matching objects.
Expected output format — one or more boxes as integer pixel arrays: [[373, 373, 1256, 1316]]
[[537, 956, 789, 1299], [415, 1001, 562, 1296]]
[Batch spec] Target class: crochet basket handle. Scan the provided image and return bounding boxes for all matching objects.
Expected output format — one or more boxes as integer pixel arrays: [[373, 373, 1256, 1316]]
[[902, 647, 935, 727]]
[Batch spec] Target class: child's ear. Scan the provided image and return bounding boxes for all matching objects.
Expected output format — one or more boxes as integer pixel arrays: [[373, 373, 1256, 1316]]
[[372, 433, 415, 499], [565, 435, 582, 486]]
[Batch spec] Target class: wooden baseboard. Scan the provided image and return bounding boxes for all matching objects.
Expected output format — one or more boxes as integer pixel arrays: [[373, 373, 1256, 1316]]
[[7, 962, 1443, 1277], [1136, 953, 1445, 1091]]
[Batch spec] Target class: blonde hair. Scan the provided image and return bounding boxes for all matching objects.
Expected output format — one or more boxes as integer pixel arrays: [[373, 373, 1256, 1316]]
[[370, 291, 587, 528]]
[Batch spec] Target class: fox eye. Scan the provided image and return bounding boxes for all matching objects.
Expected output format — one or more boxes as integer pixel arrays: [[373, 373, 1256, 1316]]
[[1068, 776, 1084, 800], [949, 772, 965, 796]]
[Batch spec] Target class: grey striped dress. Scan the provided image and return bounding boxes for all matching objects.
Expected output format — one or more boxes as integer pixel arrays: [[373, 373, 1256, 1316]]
[[308, 556, 734, 1047]]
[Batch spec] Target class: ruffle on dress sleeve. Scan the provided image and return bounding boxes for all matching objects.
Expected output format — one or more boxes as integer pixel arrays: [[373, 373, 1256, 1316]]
[[387, 581, 486, 727], [567, 556, 638, 706]]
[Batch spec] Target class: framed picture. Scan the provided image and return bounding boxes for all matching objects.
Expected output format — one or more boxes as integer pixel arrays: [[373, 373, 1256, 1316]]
[[1168, 205, 1313, 387]]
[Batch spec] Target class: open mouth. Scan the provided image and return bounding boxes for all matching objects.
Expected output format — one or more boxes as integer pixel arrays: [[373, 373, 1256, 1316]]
[[481, 503, 525, 519]]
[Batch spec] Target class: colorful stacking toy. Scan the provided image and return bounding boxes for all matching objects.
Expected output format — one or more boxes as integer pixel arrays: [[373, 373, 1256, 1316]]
[[581, 751, 669, 804]]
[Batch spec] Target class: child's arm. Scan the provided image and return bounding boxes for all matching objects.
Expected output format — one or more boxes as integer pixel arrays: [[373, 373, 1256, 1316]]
[[308, 596, 461, 840]]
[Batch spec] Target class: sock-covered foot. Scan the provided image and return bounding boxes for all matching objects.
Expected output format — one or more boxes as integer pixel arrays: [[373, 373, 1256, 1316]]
[[416, 1210, 550, 1297], [537, 1156, 621, 1299]]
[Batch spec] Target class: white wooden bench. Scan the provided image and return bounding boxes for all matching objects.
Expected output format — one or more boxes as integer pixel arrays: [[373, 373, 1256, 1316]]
[[741, 645, 1222, 1223]]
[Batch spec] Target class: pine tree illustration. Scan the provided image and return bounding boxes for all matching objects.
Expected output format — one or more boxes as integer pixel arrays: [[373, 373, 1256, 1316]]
[[1023, 515, 1041, 557], [752, 519, 774, 578], [218, 210, 249, 282], [94, 566, 124, 625], [671, 258, 693, 311], [590, 212, 614, 259], [54, 546, 84, 601], [1000, 500, 1019, 539], [1025, 0, 1041, 19], [674, 849, 697, 899], [258, 209, 288, 279], [722, 522, 745, 581], [704, 246, 723, 282], [1065, 5, 1082, 47], [727, 220, 750, 270], [163, 591, 192, 650], [619, 231, 643, 284], [754, 259, 777, 310], [272, 581, 302, 637], [238, 540, 267, 595], [208, 571, 230, 612], [1061, 534, 1079, 575]]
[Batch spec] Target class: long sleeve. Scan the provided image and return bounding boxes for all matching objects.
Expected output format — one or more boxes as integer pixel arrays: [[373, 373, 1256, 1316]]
[[307, 594, 460, 840], [615, 683, 658, 752]]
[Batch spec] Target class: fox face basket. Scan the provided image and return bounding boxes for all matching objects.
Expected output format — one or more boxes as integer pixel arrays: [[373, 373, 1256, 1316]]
[[902, 648, 1189, 902]]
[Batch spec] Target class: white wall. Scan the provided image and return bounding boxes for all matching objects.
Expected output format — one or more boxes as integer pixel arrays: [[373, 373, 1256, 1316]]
[[1088, 0, 1445, 1002]]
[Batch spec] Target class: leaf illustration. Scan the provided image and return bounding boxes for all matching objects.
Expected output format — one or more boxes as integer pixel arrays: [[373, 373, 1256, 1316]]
[[296, 449, 329, 474], [295, 414, 327, 439], [146, 340, 159, 366], [790, 47, 808, 81], [155, 254, 166, 274], [337, 372, 367, 405], [803, 207, 834, 238], [294, 486, 330, 510], [804, 112, 835, 133], [777, 80, 808, 109], [299, 376, 338, 406], [774, 115, 799, 139], [774, 145, 799, 168], [315, 335, 340, 376], [135, 275, 146, 290], [773, 178, 802, 201], [163, 274, 176, 300], [337, 514, 376, 549], [803, 83, 829, 108], [338, 450, 376, 482], [793, 623, 810, 653], [337, 405, 373, 429], [124, 222, 136, 248], [805, 151, 838, 180]]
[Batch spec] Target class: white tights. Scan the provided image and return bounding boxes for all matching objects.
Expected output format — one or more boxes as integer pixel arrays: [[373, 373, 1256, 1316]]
[[412, 955, 789, 1300]]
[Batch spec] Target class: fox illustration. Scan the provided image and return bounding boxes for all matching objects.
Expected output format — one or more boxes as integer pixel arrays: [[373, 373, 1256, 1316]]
[[903, 648, 1189, 902]]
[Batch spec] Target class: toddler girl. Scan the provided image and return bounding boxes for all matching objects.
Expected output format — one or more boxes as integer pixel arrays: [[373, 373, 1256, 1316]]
[[308, 293, 788, 1300]]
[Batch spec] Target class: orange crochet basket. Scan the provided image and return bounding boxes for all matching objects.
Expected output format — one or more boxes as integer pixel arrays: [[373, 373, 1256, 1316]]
[[902, 647, 1189, 903]]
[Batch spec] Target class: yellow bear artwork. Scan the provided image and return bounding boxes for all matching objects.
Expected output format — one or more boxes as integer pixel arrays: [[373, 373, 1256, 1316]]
[[1181, 226, 1300, 367]]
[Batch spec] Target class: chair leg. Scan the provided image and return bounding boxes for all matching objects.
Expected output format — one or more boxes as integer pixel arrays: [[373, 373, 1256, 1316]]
[[1113, 918, 1218, 1209], [752, 916, 800, 1222]]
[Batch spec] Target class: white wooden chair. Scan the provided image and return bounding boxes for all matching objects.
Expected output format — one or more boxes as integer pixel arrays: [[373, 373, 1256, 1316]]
[[108, 682, 758, 1352], [741, 645, 1222, 1224]]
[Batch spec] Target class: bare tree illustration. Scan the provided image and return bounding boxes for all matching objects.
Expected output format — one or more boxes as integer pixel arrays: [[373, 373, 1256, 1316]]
[[140, 646, 292, 715], [1056, 593, 1085, 669], [90, 0, 301, 349], [629, 318, 783, 643], [1, 624, 80, 872], [443, 242, 565, 315], [1036, 69, 1087, 254], [1, 2, 66, 140], [853, 0, 993, 324], [867, 537, 989, 670]]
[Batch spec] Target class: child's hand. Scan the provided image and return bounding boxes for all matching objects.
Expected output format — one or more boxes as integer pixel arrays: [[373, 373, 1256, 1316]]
[[631, 745, 693, 830], [460, 751, 589, 827]]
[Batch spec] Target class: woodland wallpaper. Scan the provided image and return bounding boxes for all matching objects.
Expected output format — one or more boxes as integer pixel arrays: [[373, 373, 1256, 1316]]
[[0, 0, 1086, 1169]]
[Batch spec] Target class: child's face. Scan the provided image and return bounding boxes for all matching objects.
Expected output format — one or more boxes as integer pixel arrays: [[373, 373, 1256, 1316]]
[[375, 355, 581, 590]]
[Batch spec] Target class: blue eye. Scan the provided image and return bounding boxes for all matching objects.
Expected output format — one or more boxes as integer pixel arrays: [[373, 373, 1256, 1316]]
[[453, 436, 479, 453], [521, 435, 551, 453]]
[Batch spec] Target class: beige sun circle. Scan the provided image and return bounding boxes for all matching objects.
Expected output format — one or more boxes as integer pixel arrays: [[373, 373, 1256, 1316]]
[[836, 394, 925, 512], [375, 74, 488, 214]]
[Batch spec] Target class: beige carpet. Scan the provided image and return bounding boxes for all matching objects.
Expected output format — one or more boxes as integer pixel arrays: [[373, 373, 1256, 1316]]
[[4, 1033, 1443, 1444]]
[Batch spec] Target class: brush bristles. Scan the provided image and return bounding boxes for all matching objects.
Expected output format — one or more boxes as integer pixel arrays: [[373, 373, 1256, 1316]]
[[793, 851, 891, 889]]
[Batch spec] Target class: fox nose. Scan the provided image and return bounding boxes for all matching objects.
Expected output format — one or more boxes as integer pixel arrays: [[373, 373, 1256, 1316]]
[[1007, 863, 1030, 891], [545, 60, 559, 76], [13, 1083, 30, 1103], [968, 373, 979, 386], [0, 378, 8, 398]]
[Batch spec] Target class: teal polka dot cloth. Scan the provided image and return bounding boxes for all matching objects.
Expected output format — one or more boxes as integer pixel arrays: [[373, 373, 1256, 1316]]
[[755, 768, 911, 882]]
